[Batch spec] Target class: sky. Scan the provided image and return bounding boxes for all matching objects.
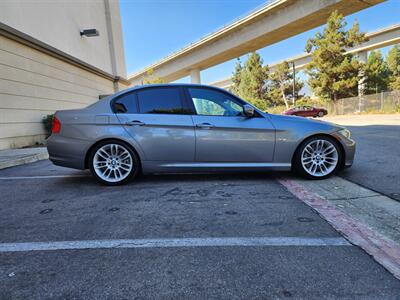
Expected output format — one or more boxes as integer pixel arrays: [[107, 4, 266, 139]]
[[120, 0, 400, 86]]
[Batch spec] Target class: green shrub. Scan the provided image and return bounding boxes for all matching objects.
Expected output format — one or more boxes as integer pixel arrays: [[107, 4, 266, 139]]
[[295, 97, 327, 107], [249, 99, 268, 111], [265, 105, 287, 115], [42, 114, 55, 137]]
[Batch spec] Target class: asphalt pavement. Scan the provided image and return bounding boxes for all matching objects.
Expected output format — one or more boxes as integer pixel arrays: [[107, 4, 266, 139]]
[[1, 161, 399, 299], [324, 114, 400, 201]]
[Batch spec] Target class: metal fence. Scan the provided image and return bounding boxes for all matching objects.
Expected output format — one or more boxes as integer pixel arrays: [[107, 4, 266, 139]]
[[326, 90, 400, 115]]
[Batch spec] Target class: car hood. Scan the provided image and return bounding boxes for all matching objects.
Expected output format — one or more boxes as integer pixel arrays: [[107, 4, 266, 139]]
[[266, 113, 345, 131]]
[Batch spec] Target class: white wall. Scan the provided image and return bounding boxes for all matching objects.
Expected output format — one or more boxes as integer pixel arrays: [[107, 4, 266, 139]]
[[0, 34, 117, 149], [0, 0, 126, 77], [0, 0, 128, 149]]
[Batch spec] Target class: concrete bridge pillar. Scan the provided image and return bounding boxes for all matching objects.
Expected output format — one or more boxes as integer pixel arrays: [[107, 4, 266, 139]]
[[357, 51, 368, 95], [357, 51, 368, 112], [357, 51, 368, 64], [190, 69, 201, 84]]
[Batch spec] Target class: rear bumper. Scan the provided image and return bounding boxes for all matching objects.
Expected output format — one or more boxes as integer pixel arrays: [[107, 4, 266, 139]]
[[47, 134, 91, 170]]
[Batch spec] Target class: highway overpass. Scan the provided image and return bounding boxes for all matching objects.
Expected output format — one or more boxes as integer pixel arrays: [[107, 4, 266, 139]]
[[127, 0, 384, 86], [211, 23, 400, 89]]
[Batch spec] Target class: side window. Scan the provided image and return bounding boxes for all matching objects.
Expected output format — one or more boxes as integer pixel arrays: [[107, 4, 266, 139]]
[[137, 87, 187, 114], [188, 88, 243, 116], [113, 92, 138, 113]]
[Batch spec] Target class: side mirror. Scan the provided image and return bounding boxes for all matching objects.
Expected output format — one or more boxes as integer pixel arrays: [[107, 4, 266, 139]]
[[243, 104, 255, 117]]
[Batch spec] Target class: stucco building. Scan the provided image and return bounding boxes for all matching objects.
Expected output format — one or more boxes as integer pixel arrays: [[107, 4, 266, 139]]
[[0, 0, 128, 150]]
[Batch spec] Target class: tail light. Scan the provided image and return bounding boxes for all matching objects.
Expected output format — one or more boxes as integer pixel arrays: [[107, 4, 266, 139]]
[[51, 116, 61, 134]]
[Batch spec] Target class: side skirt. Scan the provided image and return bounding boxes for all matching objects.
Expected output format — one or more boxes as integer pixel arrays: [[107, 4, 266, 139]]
[[141, 161, 291, 174]]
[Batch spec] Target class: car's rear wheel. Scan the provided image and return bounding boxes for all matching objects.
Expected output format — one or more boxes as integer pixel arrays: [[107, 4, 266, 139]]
[[318, 111, 324, 117], [294, 136, 342, 179], [89, 140, 140, 185]]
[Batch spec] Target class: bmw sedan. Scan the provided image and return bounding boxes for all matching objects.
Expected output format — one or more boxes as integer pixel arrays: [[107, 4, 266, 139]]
[[47, 84, 355, 185]]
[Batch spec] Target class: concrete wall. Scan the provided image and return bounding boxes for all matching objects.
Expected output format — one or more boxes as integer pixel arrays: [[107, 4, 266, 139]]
[[0, 0, 128, 150]]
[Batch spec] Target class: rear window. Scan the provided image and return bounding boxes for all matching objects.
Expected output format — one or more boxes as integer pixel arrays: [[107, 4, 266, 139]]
[[137, 87, 186, 114]]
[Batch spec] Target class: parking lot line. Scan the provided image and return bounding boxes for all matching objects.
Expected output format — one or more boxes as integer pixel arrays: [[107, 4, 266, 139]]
[[0, 237, 351, 253], [0, 174, 90, 180]]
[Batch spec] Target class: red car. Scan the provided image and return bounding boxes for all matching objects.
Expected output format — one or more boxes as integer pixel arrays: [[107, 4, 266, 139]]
[[283, 106, 328, 118]]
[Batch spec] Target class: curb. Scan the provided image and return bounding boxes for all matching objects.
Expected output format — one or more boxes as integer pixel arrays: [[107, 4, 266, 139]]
[[0, 151, 49, 170]]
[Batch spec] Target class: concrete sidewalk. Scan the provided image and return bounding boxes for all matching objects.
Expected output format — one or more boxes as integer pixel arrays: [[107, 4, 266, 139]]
[[0, 147, 48, 170], [322, 113, 400, 125]]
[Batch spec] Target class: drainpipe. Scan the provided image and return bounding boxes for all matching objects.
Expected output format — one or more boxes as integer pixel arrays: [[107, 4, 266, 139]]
[[104, 0, 119, 92]]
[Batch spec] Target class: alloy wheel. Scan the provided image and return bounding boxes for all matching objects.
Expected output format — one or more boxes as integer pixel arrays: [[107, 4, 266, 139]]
[[93, 144, 133, 183], [301, 139, 338, 177]]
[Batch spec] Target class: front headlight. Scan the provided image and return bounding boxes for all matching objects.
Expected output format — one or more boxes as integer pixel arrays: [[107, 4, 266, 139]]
[[338, 128, 351, 139]]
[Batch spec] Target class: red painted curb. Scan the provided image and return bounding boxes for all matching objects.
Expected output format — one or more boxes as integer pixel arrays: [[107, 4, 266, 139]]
[[279, 178, 400, 280]]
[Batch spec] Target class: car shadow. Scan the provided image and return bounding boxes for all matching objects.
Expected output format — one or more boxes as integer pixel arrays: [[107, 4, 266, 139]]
[[58, 170, 294, 187], [138, 171, 291, 183]]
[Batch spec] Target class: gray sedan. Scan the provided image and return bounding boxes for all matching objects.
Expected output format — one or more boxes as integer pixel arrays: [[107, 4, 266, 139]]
[[47, 84, 355, 185]]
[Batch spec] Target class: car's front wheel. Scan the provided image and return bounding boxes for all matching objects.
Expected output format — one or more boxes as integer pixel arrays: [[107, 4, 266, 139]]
[[89, 140, 140, 185], [318, 111, 324, 117], [294, 136, 342, 179]]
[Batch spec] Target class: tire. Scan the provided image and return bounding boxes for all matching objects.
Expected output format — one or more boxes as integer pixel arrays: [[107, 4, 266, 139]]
[[89, 140, 140, 186], [317, 111, 324, 117], [293, 135, 343, 180]]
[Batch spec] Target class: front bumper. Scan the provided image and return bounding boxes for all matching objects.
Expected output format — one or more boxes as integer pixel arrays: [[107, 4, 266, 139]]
[[333, 132, 356, 167]]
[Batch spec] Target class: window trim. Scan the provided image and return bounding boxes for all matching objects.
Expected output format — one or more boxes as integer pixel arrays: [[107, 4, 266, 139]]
[[111, 85, 263, 117]]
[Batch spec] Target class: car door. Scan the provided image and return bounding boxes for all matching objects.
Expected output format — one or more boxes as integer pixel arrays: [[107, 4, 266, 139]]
[[185, 87, 275, 162], [114, 87, 195, 161]]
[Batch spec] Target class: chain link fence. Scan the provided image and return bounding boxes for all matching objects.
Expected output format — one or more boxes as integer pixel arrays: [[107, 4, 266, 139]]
[[326, 90, 400, 115]]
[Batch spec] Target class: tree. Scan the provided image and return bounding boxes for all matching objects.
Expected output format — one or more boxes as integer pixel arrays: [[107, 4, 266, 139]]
[[231, 52, 269, 110], [389, 76, 400, 91], [266, 61, 304, 108], [365, 50, 388, 94], [230, 58, 243, 95], [305, 11, 367, 105], [386, 45, 400, 90], [143, 68, 164, 84]]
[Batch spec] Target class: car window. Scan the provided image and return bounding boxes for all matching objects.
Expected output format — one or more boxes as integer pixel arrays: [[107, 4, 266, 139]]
[[188, 88, 243, 116], [137, 87, 187, 114], [113, 92, 138, 113]]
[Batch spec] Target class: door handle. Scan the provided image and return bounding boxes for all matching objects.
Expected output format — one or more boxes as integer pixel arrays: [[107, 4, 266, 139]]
[[196, 123, 215, 129], [125, 120, 145, 126]]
